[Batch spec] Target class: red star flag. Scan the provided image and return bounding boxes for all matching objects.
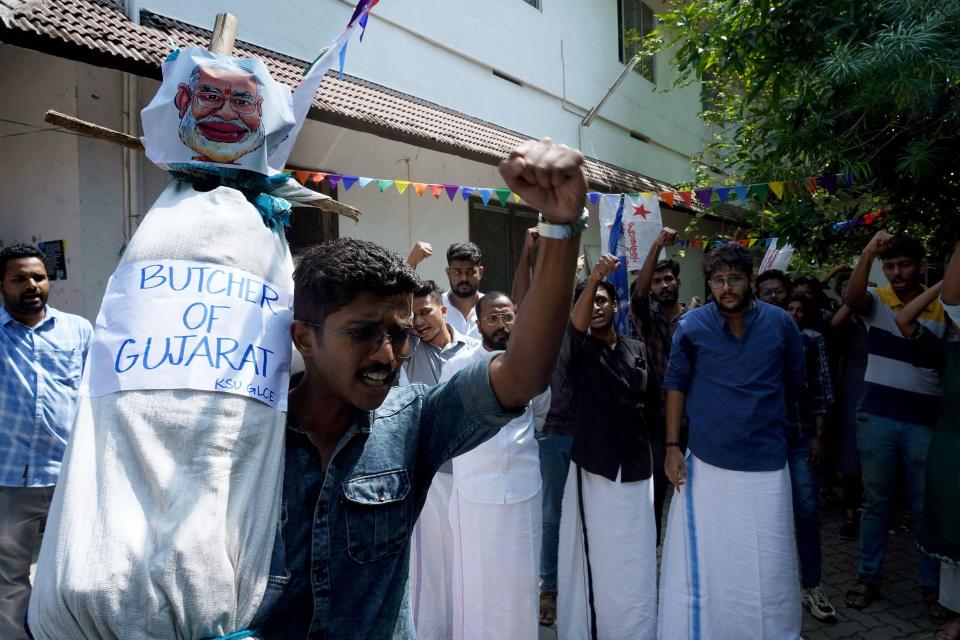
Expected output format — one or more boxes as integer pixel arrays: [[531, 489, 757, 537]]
[[599, 192, 663, 270]]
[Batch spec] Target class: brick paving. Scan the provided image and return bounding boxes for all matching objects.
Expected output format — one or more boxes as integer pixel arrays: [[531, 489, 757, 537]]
[[539, 491, 942, 640]]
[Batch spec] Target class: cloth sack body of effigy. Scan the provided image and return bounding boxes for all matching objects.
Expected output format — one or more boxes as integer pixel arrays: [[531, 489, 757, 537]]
[[27, 3, 378, 638]]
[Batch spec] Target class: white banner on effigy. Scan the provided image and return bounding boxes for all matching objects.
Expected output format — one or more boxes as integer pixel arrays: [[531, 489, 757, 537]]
[[759, 238, 796, 273], [599, 193, 663, 270], [81, 259, 293, 410]]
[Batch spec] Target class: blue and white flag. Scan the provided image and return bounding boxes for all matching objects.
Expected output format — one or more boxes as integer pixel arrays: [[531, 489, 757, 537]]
[[606, 195, 631, 336]]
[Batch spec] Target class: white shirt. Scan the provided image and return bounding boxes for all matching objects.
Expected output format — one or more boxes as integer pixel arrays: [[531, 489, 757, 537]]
[[442, 290, 483, 342], [439, 344, 547, 504]]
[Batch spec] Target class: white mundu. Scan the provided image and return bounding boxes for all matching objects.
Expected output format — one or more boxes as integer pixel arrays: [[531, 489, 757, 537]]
[[440, 345, 546, 640], [658, 453, 802, 640], [557, 466, 657, 640], [409, 471, 455, 640]]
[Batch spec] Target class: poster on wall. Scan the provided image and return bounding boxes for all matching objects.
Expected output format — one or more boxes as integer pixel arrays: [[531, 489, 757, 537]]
[[38, 239, 67, 280]]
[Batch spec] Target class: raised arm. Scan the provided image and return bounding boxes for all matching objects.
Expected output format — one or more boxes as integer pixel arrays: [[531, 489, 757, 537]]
[[630, 227, 679, 317], [407, 241, 433, 269], [571, 254, 618, 332], [820, 263, 851, 286], [489, 138, 587, 410], [511, 227, 539, 309], [845, 231, 893, 314], [943, 244, 960, 306], [895, 281, 943, 337]]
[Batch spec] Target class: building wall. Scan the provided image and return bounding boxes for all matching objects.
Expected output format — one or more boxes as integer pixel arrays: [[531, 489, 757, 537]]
[[0, 44, 721, 322], [137, 0, 705, 182]]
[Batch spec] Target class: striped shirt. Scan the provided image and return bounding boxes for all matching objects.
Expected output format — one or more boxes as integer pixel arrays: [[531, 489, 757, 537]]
[[0, 305, 92, 486], [859, 286, 947, 426]]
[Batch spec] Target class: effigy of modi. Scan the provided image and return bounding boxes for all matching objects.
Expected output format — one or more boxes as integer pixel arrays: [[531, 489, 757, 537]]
[[28, 2, 379, 638]]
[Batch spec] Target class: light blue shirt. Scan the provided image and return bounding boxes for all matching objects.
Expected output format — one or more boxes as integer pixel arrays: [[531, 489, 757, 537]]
[[0, 305, 92, 486]]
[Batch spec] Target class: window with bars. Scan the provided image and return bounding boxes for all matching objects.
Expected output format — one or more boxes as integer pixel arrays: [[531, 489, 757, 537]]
[[618, 0, 656, 84]]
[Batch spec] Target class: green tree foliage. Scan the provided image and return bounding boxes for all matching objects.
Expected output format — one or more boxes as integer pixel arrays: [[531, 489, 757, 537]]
[[653, 0, 960, 265]]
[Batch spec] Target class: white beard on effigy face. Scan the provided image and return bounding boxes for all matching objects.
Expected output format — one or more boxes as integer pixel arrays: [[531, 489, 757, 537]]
[[178, 108, 266, 164]]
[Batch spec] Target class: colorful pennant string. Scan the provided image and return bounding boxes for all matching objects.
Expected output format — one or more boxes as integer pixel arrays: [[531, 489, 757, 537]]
[[281, 169, 854, 211]]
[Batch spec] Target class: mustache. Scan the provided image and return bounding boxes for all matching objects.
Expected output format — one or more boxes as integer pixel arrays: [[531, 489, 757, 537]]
[[196, 114, 252, 132]]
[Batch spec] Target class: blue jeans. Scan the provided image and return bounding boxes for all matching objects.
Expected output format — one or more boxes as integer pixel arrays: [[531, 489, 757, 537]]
[[537, 433, 573, 592], [856, 412, 939, 589], [787, 436, 821, 589]]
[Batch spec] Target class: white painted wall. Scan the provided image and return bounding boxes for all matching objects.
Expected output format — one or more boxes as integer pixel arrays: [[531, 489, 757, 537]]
[[138, 0, 705, 182]]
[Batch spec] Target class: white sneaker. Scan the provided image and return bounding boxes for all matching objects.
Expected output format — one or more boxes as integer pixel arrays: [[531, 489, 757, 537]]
[[802, 586, 838, 622]]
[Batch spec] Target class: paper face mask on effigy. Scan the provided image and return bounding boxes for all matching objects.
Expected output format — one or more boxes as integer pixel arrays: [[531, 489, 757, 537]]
[[141, 48, 294, 174]]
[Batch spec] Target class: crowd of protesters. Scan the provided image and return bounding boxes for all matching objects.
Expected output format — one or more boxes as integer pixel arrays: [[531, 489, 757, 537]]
[[2, 139, 959, 639]]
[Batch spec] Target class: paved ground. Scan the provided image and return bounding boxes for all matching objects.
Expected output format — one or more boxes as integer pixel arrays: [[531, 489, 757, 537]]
[[539, 490, 942, 639]]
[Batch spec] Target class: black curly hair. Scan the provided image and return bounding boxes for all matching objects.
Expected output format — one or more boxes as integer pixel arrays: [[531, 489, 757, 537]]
[[0, 244, 45, 279], [702, 243, 754, 279], [293, 238, 422, 323]]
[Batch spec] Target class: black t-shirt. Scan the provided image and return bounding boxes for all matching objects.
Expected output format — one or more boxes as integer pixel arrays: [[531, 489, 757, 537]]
[[567, 324, 656, 482]]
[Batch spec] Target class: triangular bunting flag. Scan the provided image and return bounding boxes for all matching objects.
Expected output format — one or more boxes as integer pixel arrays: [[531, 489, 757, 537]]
[[738, 239, 750, 247], [714, 187, 731, 202], [819, 174, 838, 194], [768, 181, 784, 199], [495, 188, 511, 206], [513, 193, 522, 203], [806, 178, 819, 193], [428, 184, 443, 199], [311, 172, 327, 185], [748, 238, 758, 247], [395, 180, 410, 195], [358, 177, 373, 189], [732, 186, 749, 202], [587, 192, 601, 206], [659, 191, 675, 208], [601, 194, 621, 210], [749, 183, 768, 203], [294, 171, 310, 184], [478, 188, 493, 205], [326, 174, 342, 188], [695, 189, 713, 207], [678, 191, 693, 206], [377, 179, 394, 192], [412, 183, 427, 198], [461, 187, 475, 200], [341, 175, 359, 191], [443, 184, 459, 201]]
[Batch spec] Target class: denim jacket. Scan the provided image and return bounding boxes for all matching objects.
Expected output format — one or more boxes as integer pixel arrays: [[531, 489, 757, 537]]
[[253, 351, 520, 639]]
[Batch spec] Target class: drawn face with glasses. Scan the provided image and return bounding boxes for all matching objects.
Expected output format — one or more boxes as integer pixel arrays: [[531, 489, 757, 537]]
[[175, 63, 265, 163], [476, 295, 515, 351], [293, 292, 416, 410], [707, 267, 754, 314]]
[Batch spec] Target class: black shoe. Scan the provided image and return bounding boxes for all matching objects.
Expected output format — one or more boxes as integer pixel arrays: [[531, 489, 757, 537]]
[[839, 519, 859, 541]]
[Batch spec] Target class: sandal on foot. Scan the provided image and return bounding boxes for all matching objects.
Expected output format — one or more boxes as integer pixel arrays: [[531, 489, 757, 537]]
[[923, 588, 954, 623], [539, 590, 557, 626], [845, 578, 879, 609]]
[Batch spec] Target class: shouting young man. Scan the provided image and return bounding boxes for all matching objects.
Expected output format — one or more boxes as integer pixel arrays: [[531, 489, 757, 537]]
[[253, 138, 587, 639]]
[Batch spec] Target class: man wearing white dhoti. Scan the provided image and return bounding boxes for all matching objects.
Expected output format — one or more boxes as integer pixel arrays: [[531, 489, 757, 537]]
[[402, 280, 478, 640], [440, 292, 546, 640], [659, 243, 807, 640], [556, 254, 658, 640]]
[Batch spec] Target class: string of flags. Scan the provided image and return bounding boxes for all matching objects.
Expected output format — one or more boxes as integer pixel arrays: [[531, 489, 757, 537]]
[[831, 207, 889, 232], [282, 168, 857, 209], [676, 238, 775, 251]]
